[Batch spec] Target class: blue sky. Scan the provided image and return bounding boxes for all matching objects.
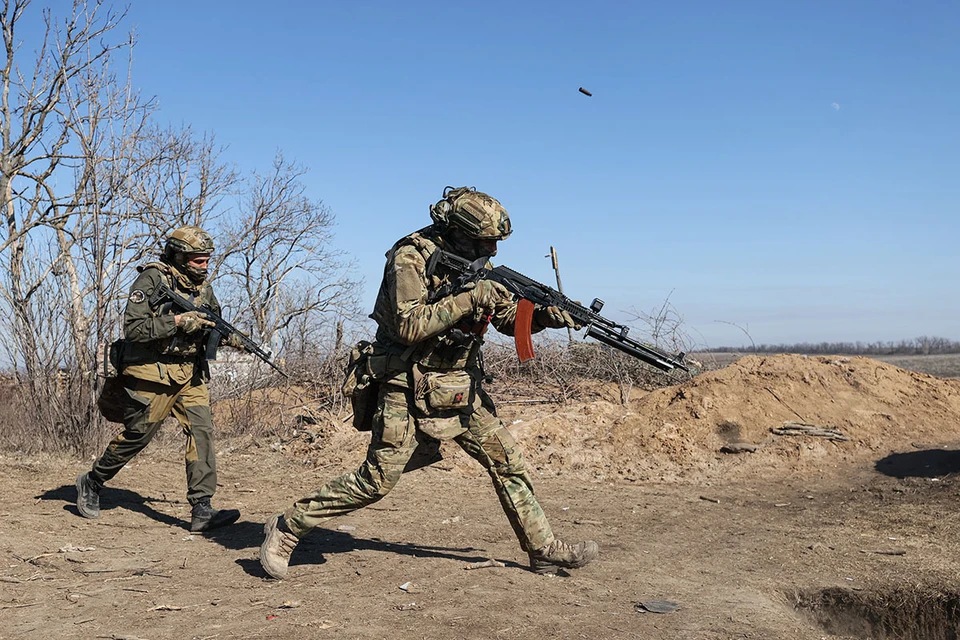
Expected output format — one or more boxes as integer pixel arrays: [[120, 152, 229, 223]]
[[117, 1, 957, 347]]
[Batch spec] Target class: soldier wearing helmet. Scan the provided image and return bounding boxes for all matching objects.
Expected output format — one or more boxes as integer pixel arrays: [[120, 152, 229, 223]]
[[164, 225, 216, 284], [260, 187, 597, 579], [76, 225, 241, 533], [428, 186, 513, 259]]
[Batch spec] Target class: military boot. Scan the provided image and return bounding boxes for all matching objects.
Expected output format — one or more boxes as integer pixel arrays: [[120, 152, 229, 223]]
[[75, 472, 101, 519], [260, 514, 299, 579], [189, 498, 241, 532], [529, 538, 599, 574]]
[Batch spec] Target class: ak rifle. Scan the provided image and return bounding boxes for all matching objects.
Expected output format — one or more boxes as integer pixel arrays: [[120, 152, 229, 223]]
[[150, 281, 288, 378], [426, 249, 688, 372]]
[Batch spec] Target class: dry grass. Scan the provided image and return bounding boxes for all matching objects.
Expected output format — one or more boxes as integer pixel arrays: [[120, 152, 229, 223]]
[[8, 344, 957, 455], [871, 353, 960, 379]]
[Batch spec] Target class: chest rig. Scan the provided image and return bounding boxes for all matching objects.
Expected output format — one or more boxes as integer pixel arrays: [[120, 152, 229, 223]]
[[373, 228, 487, 371], [138, 261, 213, 358]]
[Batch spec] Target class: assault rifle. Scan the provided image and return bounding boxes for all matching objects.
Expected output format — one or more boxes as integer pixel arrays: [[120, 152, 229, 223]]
[[425, 249, 688, 373], [149, 281, 288, 378]]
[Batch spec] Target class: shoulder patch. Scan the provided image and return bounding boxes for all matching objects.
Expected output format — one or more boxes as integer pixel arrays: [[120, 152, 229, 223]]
[[129, 290, 146, 304]]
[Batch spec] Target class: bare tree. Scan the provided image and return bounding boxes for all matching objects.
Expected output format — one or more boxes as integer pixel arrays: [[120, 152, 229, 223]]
[[215, 153, 361, 371], [625, 291, 692, 354], [201, 156, 364, 436], [0, 0, 239, 452], [0, 1, 364, 453], [0, 0, 137, 448]]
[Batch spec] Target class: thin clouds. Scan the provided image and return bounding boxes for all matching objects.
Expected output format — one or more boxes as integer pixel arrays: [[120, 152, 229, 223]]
[[831, 102, 840, 111]]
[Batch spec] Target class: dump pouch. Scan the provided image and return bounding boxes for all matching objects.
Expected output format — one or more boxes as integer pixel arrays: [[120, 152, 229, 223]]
[[416, 415, 467, 440], [342, 340, 379, 432]]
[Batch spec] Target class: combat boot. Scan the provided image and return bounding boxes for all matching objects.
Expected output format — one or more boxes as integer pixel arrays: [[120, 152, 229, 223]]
[[260, 514, 299, 579], [529, 538, 599, 575], [76, 472, 101, 519], [189, 498, 240, 532]]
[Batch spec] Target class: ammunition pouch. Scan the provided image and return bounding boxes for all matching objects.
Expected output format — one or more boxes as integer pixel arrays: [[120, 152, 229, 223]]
[[413, 331, 480, 370]]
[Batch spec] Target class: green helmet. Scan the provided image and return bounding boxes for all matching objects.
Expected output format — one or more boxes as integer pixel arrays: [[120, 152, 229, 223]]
[[429, 186, 512, 241], [165, 225, 215, 256]]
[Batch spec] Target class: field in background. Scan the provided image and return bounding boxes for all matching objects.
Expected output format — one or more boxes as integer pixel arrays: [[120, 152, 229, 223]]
[[693, 352, 960, 379]]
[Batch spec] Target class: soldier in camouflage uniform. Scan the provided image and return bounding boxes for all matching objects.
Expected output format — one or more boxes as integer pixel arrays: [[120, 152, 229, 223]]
[[260, 186, 599, 578], [76, 226, 241, 533]]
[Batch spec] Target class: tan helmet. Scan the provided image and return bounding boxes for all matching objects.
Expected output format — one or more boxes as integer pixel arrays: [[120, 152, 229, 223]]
[[163, 226, 214, 284], [429, 186, 512, 241], [165, 225, 215, 256]]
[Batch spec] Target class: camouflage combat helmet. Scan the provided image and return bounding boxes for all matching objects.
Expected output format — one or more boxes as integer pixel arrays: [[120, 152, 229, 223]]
[[165, 225, 215, 257], [163, 225, 214, 285], [429, 186, 512, 241]]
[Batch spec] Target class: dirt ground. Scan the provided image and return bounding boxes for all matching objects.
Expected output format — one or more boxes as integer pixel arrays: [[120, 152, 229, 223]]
[[4, 354, 960, 639]]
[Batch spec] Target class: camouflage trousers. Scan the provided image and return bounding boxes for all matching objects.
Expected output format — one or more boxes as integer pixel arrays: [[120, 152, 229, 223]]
[[284, 384, 555, 552], [90, 375, 218, 505]]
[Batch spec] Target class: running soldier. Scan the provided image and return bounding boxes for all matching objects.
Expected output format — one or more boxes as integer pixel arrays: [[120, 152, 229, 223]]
[[260, 187, 598, 578]]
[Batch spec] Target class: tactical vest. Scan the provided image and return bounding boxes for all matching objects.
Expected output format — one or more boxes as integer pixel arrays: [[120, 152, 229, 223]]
[[370, 227, 484, 372], [123, 261, 217, 363]]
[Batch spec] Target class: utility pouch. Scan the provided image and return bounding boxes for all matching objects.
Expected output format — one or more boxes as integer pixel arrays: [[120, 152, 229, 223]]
[[413, 366, 475, 414], [416, 415, 467, 440], [97, 339, 126, 379], [342, 340, 379, 432], [96, 339, 127, 423], [97, 376, 127, 423]]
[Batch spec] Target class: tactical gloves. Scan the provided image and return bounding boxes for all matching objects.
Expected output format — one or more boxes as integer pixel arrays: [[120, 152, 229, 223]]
[[223, 332, 246, 349], [472, 280, 513, 312], [453, 280, 513, 318], [535, 306, 582, 330], [450, 284, 581, 330], [176, 310, 215, 334]]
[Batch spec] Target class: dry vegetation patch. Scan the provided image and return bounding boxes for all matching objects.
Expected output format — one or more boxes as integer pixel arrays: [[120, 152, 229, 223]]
[[245, 354, 960, 486]]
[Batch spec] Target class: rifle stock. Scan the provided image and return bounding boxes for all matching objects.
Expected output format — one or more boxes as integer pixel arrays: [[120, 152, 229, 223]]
[[426, 249, 688, 372]]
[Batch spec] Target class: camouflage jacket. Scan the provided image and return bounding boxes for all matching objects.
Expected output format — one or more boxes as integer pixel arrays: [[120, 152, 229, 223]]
[[370, 225, 536, 374], [121, 260, 220, 385]]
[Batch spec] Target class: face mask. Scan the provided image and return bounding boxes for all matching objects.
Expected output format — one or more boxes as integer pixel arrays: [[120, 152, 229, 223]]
[[476, 239, 498, 257], [184, 265, 208, 284], [445, 228, 496, 261], [179, 252, 211, 285]]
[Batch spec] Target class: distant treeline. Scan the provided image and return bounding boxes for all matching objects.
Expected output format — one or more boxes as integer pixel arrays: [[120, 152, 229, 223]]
[[711, 336, 960, 356]]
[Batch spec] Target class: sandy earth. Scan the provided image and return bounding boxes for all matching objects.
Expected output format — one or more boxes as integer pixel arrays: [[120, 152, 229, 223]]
[[3, 354, 960, 639]]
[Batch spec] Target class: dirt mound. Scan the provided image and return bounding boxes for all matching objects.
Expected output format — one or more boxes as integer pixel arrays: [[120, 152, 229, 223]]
[[490, 354, 960, 482], [275, 354, 960, 484]]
